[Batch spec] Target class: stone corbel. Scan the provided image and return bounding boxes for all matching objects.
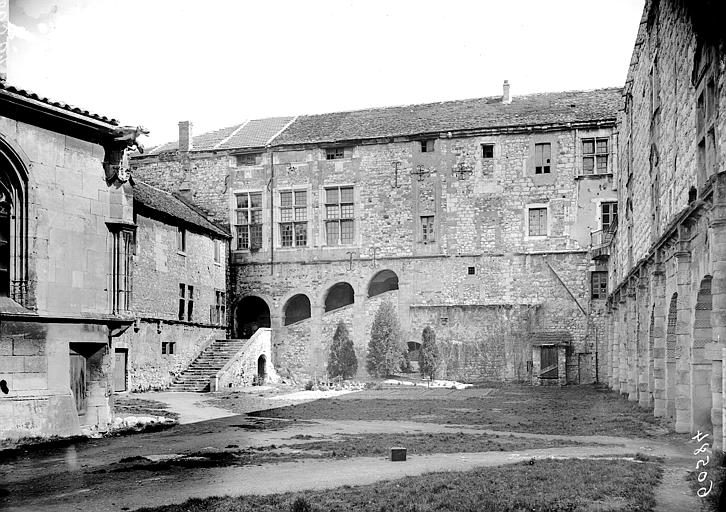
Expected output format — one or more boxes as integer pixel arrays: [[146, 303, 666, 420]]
[[103, 126, 149, 185]]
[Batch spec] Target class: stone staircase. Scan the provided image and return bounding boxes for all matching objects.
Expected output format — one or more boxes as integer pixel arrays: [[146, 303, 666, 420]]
[[169, 339, 248, 392]]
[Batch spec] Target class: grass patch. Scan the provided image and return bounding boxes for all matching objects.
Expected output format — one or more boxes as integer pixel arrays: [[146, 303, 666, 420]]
[[250, 385, 669, 437], [136, 458, 663, 512], [114, 397, 180, 420], [278, 432, 594, 458]]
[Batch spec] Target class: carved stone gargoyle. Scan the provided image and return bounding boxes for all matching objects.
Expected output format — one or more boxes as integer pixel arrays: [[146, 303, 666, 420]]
[[103, 126, 150, 184]]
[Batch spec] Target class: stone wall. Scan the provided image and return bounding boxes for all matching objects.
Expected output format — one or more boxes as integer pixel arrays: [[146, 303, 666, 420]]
[[215, 328, 278, 389]]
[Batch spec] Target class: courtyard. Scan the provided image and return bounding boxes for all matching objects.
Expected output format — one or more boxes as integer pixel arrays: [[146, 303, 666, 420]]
[[0, 384, 709, 512]]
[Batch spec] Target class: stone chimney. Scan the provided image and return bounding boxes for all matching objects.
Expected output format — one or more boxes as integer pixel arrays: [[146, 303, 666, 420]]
[[0, 0, 8, 83], [502, 80, 511, 104], [178, 121, 193, 152]]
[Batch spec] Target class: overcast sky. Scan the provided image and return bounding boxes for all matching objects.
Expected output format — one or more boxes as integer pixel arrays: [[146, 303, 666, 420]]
[[8, 0, 645, 147]]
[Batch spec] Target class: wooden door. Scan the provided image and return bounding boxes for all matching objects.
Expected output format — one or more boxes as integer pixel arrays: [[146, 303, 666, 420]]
[[114, 349, 127, 392], [540, 346, 558, 379], [69, 353, 87, 415]]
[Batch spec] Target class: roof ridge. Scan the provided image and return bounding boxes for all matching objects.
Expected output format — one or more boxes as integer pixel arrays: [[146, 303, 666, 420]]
[[214, 120, 249, 149]]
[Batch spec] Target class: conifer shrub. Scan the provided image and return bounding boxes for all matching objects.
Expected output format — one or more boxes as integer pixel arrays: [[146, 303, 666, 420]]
[[366, 300, 404, 377], [420, 325, 440, 381], [327, 321, 358, 379]]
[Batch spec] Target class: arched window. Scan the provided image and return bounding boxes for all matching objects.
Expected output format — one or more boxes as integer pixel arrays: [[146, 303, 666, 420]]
[[368, 270, 399, 298], [0, 141, 28, 302], [284, 294, 311, 325], [324, 282, 354, 312]]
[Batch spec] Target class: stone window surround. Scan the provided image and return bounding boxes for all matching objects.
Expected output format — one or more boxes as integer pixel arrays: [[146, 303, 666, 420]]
[[595, 198, 619, 232], [231, 188, 265, 252], [524, 203, 550, 239], [575, 129, 615, 178], [321, 183, 357, 248], [176, 226, 187, 255], [527, 134, 558, 180], [275, 186, 311, 250]]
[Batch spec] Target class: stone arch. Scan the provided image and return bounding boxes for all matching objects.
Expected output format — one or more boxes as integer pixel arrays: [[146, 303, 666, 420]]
[[665, 292, 678, 419], [234, 295, 271, 339], [257, 354, 267, 385], [368, 269, 399, 298], [691, 275, 713, 432], [324, 282, 355, 313], [0, 136, 29, 301], [283, 294, 311, 326]]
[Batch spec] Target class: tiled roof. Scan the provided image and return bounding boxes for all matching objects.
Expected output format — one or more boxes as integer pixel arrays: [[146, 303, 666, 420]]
[[272, 88, 623, 146], [0, 82, 119, 126], [147, 117, 295, 154], [132, 180, 230, 238]]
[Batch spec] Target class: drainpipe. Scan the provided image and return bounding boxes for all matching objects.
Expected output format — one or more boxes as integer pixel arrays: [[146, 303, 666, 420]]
[[268, 148, 274, 276]]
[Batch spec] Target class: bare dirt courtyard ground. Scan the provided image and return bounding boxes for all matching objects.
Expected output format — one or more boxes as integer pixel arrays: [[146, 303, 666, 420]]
[[0, 384, 710, 511]]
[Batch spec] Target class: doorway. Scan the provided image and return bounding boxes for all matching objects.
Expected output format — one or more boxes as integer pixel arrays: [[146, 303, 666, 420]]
[[257, 355, 266, 385], [69, 352, 87, 415], [114, 349, 127, 392]]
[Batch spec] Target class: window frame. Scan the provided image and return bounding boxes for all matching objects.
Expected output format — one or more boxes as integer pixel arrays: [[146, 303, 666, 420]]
[[581, 137, 610, 175], [108, 226, 135, 313], [235, 153, 261, 166], [481, 144, 494, 159], [527, 206, 548, 237], [177, 226, 187, 254], [421, 215, 435, 243], [420, 139, 435, 153], [591, 271, 608, 300], [600, 201, 618, 232], [534, 143, 552, 174], [325, 147, 346, 160], [279, 189, 308, 248], [694, 43, 719, 186], [324, 185, 355, 246], [234, 191, 263, 251]]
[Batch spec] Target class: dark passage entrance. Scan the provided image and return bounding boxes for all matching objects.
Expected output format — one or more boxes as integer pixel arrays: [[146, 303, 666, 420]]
[[257, 355, 266, 385], [324, 282, 354, 312], [69, 352, 87, 415], [284, 294, 311, 325], [235, 296, 271, 338], [540, 346, 558, 379], [368, 270, 399, 298]]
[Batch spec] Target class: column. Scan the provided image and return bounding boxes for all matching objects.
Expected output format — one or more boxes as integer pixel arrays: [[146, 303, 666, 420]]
[[651, 263, 667, 416]]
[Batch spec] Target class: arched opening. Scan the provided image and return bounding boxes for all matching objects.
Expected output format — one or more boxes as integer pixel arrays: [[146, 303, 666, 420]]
[[256, 355, 266, 385], [368, 270, 399, 298], [0, 141, 28, 301], [234, 296, 270, 339], [407, 341, 422, 372], [665, 293, 678, 420], [324, 282, 354, 313], [692, 276, 713, 432], [284, 294, 311, 325]]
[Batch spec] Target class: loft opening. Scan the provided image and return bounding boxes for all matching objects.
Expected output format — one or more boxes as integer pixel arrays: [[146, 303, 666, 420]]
[[368, 270, 399, 298], [324, 282, 354, 312]]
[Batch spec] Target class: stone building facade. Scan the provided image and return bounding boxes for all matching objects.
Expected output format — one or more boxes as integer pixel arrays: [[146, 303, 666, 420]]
[[598, 0, 726, 449], [113, 180, 229, 392], [0, 82, 144, 439], [133, 86, 622, 385]]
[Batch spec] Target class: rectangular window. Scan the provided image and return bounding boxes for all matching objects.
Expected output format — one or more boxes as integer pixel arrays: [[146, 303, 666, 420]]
[[279, 190, 308, 247], [235, 192, 263, 250], [109, 228, 134, 313], [213, 239, 222, 263], [601, 202, 618, 232], [467, 266, 476, 275], [187, 285, 194, 321], [324, 186, 354, 245], [213, 290, 226, 325], [421, 215, 435, 243], [481, 144, 494, 159], [177, 226, 186, 253], [178, 283, 186, 321], [582, 138, 609, 175], [325, 147, 345, 160], [695, 45, 719, 185], [534, 143, 551, 174], [591, 271, 608, 300], [236, 153, 260, 166], [420, 140, 435, 153], [528, 207, 547, 237], [161, 342, 176, 355]]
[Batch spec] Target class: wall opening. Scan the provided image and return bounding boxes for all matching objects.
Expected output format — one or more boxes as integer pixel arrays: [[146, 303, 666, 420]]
[[325, 282, 354, 312], [235, 296, 271, 338], [256, 355, 266, 385], [692, 276, 713, 431], [368, 270, 399, 298], [283, 294, 311, 325], [665, 293, 678, 420], [407, 341, 421, 372], [0, 140, 28, 302]]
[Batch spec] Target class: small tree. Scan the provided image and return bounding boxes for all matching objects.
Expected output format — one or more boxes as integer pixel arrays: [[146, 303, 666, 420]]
[[420, 325, 440, 381], [328, 321, 358, 379], [366, 300, 404, 377]]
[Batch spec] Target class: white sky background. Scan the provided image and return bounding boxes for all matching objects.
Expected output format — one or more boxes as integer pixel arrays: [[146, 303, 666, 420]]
[[8, 0, 645, 147]]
